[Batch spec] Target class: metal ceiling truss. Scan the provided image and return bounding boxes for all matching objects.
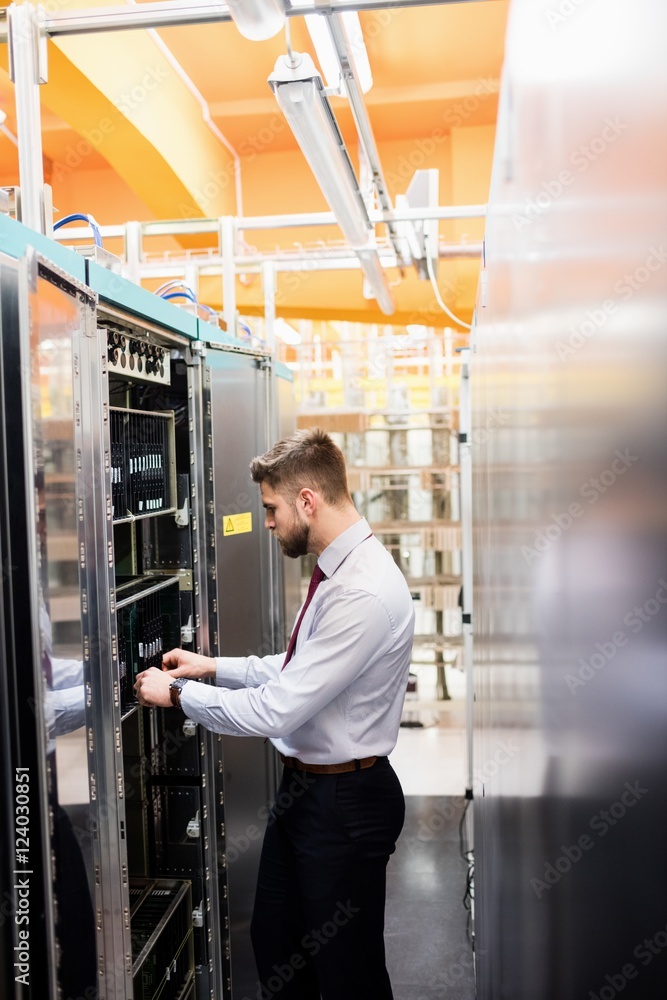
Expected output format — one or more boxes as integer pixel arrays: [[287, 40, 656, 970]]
[[54, 211, 484, 333]]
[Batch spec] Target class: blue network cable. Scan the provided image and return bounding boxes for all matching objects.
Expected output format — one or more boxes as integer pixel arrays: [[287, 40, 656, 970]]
[[53, 213, 103, 247]]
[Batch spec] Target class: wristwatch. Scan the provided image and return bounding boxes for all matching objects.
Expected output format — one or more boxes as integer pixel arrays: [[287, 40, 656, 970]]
[[169, 677, 189, 709]]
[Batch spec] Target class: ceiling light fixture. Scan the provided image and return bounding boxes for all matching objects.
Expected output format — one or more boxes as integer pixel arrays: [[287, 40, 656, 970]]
[[268, 52, 394, 314], [269, 52, 370, 247], [290, 2, 373, 94], [227, 0, 285, 41]]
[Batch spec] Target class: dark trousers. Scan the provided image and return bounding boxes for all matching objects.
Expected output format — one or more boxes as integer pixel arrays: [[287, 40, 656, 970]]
[[249, 757, 405, 1000]]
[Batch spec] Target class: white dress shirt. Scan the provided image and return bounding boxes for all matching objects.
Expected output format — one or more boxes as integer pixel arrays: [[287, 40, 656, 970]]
[[181, 517, 415, 763], [40, 596, 87, 751]]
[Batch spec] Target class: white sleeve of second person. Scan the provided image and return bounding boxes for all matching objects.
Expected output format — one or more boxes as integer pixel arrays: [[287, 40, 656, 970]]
[[50, 686, 87, 736], [181, 591, 394, 737]]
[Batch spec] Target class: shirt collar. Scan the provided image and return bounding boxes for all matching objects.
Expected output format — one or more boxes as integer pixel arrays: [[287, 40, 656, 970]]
[[317, 517, 371, 579]]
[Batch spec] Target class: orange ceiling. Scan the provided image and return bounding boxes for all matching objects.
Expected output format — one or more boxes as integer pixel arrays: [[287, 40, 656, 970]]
[[0, 0, 510, 325], [155, 2, 507, 150]]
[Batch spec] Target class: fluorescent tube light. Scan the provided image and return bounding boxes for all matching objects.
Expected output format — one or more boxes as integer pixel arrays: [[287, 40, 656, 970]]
[[269, 52, 393, 314], [269, 53, 371, 249], [290, 3, 373, 94], [274, 318, 302, 345], [304, 12, 373, 93], [303, 14, 341, 89], [227, 0, 285, 41], [340, 12, 373, 95]]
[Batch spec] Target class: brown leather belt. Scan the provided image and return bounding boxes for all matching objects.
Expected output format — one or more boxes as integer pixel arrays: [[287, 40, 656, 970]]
[[280, 754, 378, 774]]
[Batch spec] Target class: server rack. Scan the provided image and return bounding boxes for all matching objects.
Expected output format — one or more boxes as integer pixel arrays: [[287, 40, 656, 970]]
[[92, 292, 229, 1000], [0, 228, 293, 1000]]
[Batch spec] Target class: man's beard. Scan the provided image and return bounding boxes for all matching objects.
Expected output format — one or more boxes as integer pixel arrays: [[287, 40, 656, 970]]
[[278, 515, 310, 559]]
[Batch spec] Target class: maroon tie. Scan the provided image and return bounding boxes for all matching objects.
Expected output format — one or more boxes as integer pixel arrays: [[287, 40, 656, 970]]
[[282, 564, 326, 669]]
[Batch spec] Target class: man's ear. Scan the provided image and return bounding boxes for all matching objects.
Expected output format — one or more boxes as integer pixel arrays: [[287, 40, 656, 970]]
[[298, 488, 317, 514]]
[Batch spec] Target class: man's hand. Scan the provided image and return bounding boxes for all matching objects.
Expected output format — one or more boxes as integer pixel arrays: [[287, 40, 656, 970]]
[[134, 667, 172, 708], [162, 649, 216, 680]]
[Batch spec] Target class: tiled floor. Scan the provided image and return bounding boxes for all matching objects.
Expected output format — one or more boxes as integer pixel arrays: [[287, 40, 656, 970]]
[[385, 665, 475, 999], [386, 793, 475, 1000]]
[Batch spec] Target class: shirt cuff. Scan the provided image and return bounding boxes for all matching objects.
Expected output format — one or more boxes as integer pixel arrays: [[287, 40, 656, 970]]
[[180, 679, 219, 724]]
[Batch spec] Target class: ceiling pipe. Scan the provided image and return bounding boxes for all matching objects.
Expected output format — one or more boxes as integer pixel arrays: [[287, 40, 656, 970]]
[[52, 206, 486, 242]]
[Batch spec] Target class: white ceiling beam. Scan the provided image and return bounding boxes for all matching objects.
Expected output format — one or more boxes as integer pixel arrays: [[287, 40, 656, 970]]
[[0, 0, 502, 38]]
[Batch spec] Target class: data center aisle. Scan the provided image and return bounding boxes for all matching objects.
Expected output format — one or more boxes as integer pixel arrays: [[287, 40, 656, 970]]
[[385, 667, 475, 999], [385, 796, 475, 1000]]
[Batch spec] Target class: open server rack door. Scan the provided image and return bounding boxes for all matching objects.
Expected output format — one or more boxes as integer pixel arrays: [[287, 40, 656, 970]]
[[94, 300, 230, 1000], [0, 241, 232, 1000], [0, 248, 101, 1000], [0, 253, 24, 1000]]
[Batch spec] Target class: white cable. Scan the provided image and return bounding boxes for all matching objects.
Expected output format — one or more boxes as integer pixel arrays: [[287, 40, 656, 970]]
[[285, 18, 298, 67], [424, 235, 472, 330]]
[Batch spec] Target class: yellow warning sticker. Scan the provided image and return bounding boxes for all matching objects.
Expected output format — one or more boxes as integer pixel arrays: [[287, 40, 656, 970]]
[[223, 512, 252, 536]]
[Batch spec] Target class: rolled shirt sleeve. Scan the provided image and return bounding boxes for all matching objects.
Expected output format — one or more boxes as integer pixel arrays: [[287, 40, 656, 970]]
[[214, 652, 285, 689], [51, 686, 87, 736]]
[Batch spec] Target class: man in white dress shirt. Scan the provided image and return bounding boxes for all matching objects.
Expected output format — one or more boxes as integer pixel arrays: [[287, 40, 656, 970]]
[[135, 427, 415, 1000]]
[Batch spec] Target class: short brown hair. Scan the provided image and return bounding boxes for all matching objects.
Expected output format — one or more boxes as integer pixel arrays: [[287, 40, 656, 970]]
[[250, 427, 352, 507]]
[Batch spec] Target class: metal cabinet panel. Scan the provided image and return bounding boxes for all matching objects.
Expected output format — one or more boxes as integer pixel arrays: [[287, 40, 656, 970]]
[[0, 214, 87, 283], [88, 259, 198, 341], [207, 348, 280, 999]]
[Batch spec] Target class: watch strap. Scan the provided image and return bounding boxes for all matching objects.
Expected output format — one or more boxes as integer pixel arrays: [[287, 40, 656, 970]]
[[169, 677, 188, 708]]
